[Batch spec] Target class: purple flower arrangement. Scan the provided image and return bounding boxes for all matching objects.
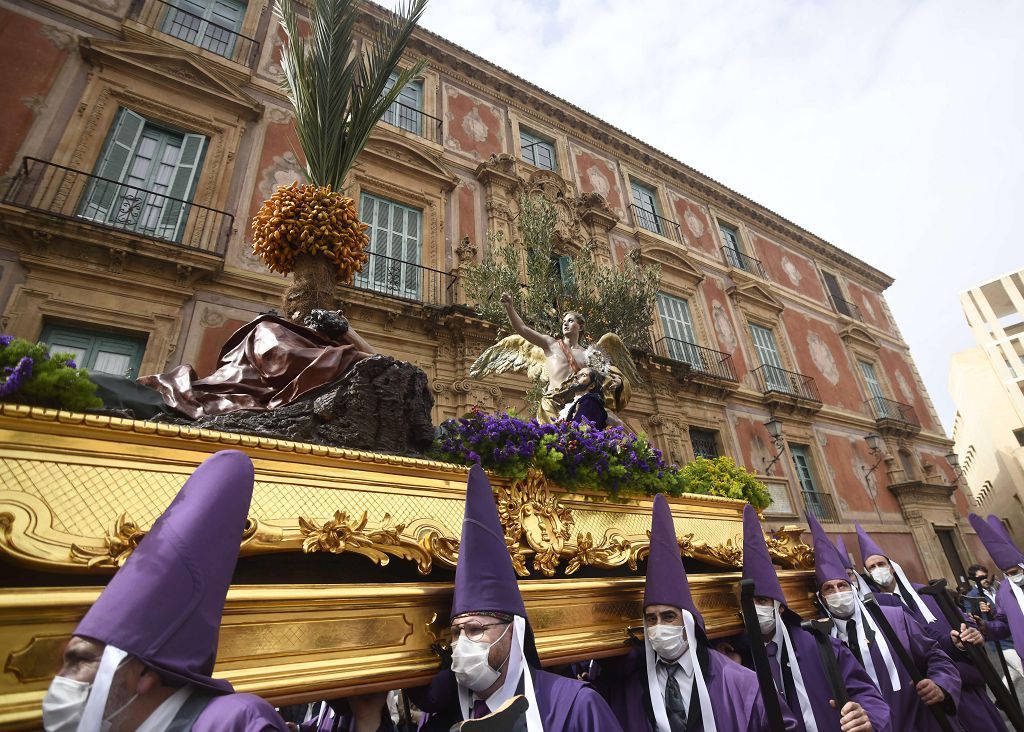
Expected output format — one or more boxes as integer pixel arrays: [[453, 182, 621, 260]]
[[433, 409, 686, 498], [0, 335, 102, 411]]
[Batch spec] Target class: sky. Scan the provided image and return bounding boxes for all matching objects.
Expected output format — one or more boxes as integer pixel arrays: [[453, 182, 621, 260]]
[[418, 0, 1023, 434]]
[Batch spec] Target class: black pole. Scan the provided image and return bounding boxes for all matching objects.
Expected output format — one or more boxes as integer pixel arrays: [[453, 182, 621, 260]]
[[919, 579, 1024, 732], [862, 596, 955, 732], [800, 619, 849, 708], [973, 575, 1020, 712], [739, 579, 787, 732]]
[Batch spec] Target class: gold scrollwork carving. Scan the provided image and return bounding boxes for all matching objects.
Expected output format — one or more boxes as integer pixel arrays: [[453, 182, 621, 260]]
[[766, 525, 815, 570], [496, 469, 573, 577], [298, 511, 432, 575]]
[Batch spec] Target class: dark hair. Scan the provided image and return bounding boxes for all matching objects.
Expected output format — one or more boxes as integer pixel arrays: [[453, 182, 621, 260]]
[[967, 564, 988, 578]]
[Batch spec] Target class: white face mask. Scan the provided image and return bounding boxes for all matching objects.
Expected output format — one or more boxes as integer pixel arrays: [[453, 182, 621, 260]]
[[755, 604, 777, 635], [647, 623, 689, 662], [1010, 573, 1024, 587], [451, 623, 511, 692], [869, 565, 894, 588], [826, 590, 857, 618], [42, 676, 91, 732]]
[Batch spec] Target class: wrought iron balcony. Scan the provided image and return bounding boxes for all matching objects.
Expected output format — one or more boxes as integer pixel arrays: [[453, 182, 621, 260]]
[[654, 337, 738, 382], [629, 204, 682, 243], [865, 396, 920, 427], [3, 157, 233, 255], [129, 0, 261, 68], [381, 100, 443, 143], [801, 490, 840, 524], [352, 250, 456, 307], [721, 246, 767, 278], [752, 364, 821, 402], [830, 294, 863, 320]]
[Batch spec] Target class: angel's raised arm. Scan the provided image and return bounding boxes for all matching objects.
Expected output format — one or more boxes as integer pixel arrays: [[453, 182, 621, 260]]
[[501, 292, 553, 351]]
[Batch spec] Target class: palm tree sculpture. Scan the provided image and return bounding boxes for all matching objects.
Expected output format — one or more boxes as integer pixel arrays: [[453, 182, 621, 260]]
[[252, 0, 428, 321]]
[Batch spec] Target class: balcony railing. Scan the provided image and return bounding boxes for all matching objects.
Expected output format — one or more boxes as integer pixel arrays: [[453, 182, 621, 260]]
[[381, 100, 443, 143], [654, 337, 737, 381], [629, 204, 682, 243], [129, 0, 261, 68], [722, 246, 768, 278], [801, 490, 840, 523], [352, 250, 456, 306], [830, 295, 863, 320], [3, 157, 233, 255], [865, 396, 920, 427], [752, 364, 821, 402]]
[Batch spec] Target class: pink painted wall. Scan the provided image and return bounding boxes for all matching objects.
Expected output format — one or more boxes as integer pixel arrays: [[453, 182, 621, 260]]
[[750, 231, 828, 304], [571, 146, 626, 217], [846, 280, 892, 333], [781, 310, 862, 411], [699, 275, 747, 378], [877, 346, 935, 432], [442, 84, 506, 161], [669, 192, 717, 257]]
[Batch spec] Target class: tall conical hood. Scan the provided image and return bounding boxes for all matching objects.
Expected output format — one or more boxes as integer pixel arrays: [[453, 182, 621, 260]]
[[989, 515, 1014, 542], [75, 450, 255, 693], [807, 511, 847, 588], [451, 465, 527, 619], [741, 504, 785, 604], [644, 494, 702, 626], [970, 513, 1024, 570], [855, 522, 887, 563], [835, 535, 854, 570]]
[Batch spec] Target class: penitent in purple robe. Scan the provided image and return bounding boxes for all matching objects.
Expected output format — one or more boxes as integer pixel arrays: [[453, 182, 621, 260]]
[[593, 646, 799, 732], [765, 620, 892, 732], [855, 604, 961, 732], [412, 666, 622, 731], [192, 693, 289, 731]]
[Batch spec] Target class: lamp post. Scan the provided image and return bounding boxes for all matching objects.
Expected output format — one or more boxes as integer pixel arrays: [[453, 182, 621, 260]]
[[762, 417, 786, 473], [945, 451, 965, 486], [862, 433, 886, 523]]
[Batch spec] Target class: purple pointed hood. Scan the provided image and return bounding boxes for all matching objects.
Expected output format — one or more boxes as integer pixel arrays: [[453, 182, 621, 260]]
[[644, 494, 703, 627], [741, 504, 785, 604], [75, 450, 255, 693], [855, 523, 887, 565], [970, 513, 1024, 570], [451, 465, 527, 619], [835, 535, 854, 570], [989, 514, 1014, 542], [807, 511, 847, 589]]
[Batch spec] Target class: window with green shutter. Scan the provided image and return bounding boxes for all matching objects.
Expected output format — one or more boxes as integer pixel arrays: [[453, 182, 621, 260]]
[[356, 193, 422, 301], [383, 72, 424, 135], [720, 223, 746, 269], [749, 324, 790, 392], [520, 129, 556, 171], [40, 324, 148, 379], [162, 0, 246, 59], [656, 293, 701, 366], [78, 108, 207, 243], [630, 181, 661, 235]]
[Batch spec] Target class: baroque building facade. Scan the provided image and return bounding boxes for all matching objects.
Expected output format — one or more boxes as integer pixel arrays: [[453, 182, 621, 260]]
[[0, 0, 979, 582]]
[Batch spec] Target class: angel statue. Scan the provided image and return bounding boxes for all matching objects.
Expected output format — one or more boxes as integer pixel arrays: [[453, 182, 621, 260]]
[[469, 292, 640, 429]]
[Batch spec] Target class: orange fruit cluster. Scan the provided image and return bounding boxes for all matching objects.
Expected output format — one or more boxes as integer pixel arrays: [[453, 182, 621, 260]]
[[251, 182, 370, 282]]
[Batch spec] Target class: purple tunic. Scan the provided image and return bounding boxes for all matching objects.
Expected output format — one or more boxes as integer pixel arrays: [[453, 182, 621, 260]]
[[411, 667, 623, 732], [594, 646, 801, 731], [880, 586, 1007, 731], [848, 604, 960, 732], [192, 692, 288, 731], [765, 620, 892, 732]]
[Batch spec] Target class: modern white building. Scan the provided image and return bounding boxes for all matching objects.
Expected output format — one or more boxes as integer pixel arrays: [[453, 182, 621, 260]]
[[950, 268, 1024, 546]]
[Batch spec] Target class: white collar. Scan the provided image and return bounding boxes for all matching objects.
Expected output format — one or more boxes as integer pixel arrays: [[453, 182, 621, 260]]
[[656, 650, 694, 678], [136, 685, 193, 732]]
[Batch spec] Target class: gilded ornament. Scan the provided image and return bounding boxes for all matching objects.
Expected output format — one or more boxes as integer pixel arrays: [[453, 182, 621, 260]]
[[496, 470, 573, 577], [69, 513, 147, 568], [298, 510, 432, 574]]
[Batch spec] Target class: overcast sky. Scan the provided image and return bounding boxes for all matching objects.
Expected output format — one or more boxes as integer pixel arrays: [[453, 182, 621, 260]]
[[419, 0, 1023, 434]]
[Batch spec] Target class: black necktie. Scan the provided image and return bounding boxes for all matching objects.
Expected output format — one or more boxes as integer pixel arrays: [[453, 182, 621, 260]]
[[659, 661, 688, 732], [846, 618, 864, 665]]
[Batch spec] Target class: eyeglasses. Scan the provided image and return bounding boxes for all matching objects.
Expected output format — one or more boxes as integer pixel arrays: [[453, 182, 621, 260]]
[[975, 575, 989, 581], [449, 621, 509, 642]]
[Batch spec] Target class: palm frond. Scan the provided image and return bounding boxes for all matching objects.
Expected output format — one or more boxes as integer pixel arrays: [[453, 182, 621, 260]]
[[274, 0, 428, 190]]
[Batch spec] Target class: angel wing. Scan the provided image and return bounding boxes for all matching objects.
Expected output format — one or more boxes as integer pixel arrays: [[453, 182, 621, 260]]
[[592, 333, 642, 387], [469, 335, 549, 385]]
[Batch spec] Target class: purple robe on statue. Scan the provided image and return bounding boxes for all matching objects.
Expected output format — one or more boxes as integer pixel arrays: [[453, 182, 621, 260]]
[[411, 666, 621, 731], [592, 646, 800, 732]]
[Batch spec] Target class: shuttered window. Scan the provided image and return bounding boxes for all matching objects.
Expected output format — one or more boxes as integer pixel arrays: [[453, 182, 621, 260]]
[[520, 129, 556, 171], [383, 72, 424, 135], [162, 0, 246, 58], [630, 181, 661, 235], [823, 271, 853, 317], [356, 193, 422, 301], [78, 108, 206, 243], [720, 223, 747, 269], [656, 293, 701, 366], [750, 324, 791, 392], [40, 324, 147, 379]]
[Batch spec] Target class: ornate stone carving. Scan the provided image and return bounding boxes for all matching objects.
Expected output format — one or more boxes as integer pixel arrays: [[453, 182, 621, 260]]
[[497, 470, 573, 577]]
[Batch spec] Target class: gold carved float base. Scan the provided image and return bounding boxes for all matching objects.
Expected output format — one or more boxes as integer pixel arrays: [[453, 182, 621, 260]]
[[0, 405, 815, 729]]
